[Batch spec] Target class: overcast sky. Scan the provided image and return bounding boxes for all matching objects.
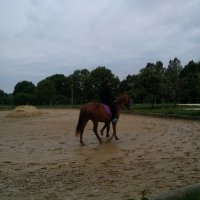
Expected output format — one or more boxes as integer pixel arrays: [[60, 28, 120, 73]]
[[0, 0, 200, 93]]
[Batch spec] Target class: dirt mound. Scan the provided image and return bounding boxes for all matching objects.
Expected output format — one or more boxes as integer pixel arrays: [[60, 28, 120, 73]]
[[6, 105, 43, 118]]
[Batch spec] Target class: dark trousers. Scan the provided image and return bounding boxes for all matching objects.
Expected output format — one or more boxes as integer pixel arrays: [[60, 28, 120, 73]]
[[109, 104, 117, 119]]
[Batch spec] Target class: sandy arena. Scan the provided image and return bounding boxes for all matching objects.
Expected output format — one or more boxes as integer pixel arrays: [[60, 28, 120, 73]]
[[0, 108, 200, 199]]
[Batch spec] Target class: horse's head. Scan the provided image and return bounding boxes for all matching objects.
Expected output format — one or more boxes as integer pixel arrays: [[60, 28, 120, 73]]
[[124, 95, 131, 110], [116, 95, 131, 110]]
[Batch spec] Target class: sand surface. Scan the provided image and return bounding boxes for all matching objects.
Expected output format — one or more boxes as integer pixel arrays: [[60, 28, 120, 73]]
[[0, 108, 200, 199]]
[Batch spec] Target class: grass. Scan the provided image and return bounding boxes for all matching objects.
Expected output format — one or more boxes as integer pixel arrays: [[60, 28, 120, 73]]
[[0, 105, 15, 111], [127, 189, 200, 200], [128, 104, 200, 120], [37, 104, 81, 109], [1, 103, 200, 120], [0, 104, 80, 111], [183, 193, 200, 200]]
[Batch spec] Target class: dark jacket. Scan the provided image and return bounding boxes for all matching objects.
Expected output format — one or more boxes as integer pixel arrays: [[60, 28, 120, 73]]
[[99, 81, 115, 105], [99, 80, 117, 120]]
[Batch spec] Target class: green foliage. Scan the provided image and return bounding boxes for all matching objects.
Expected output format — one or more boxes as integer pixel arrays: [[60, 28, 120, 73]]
[[13, 80, 36, 95], [179, 61, 200, 103], [131, 104, 200, 119], [165, 58, 182, 103], [67, 67, 120, 103], [13, 92, 36, 105], [121, 59, 200, 104], [119, 74, 136, 95], [136, 62, 166, 106], [0, 89, 5, 96], [67, 69, 90, 104], [36, 79, 56, 105], [2, 59, 200, 106], [46, 74, 69, 97], [0, 89, 12, 105], [88, 66, 120, 100], [12, 81, 36, 105], [55, 95, 70, 104], [183, 193, 200, 200]]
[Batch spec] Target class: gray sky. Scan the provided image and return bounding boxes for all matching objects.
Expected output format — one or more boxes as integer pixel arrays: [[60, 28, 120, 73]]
[[0, 0, 200, 93]]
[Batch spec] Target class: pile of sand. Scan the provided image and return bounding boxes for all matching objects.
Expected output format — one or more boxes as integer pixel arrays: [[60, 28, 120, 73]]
[[6, 105, 43, 118]]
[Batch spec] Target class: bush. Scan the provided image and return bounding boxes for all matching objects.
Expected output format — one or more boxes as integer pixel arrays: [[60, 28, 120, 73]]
[[13, 93, 36, 105]]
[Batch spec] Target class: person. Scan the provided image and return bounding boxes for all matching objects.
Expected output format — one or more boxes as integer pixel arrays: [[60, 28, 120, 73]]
[[99, 79, 118, 123]]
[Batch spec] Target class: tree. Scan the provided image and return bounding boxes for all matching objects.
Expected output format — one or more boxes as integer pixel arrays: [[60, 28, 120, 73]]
[[67, 69, 90, 104], [13, 81, 36, 95], [179, 61, 200, 103], [165, 57, 182, 103], [0, 89, 11, 105], [0, 90, 5, 105], [87, 66, 120, 101], [36, 79, 56, 105], [13, 81, 36, 105], [67, 67, 120, 103], [119, 74, 137, 100], [46, 74, 69, 104], [46, 74, 68, 96], [13, 93, 36, 105], [138, 62, 166, 106]]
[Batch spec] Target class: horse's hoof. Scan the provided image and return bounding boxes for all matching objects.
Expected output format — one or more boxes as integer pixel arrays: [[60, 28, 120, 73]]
[[115, 137, 119, 140], [80, 141, 85, 145], [98, 138, 103, 144], [107, 138, 111, 143]]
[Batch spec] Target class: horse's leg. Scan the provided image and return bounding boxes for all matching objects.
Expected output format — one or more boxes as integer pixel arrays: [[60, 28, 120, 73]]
[[93, 121, 102, 144], [106, 122, 110, 137], [100, 123, 107, 136], [113, 122, 119, 140], [100, 122, 110, 137], [110, 122, 119, 141], [79, 119, 89, 145]]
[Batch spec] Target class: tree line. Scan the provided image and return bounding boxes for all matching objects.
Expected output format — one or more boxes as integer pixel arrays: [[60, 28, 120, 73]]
[[0, 58, 200, 106]]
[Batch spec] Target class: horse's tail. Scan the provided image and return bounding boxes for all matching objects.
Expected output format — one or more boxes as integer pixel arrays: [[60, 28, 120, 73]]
[[75, 107, 86, 136]]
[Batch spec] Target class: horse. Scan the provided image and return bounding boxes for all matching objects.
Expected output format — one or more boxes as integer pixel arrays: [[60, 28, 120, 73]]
[[75, 95, 131, 145]]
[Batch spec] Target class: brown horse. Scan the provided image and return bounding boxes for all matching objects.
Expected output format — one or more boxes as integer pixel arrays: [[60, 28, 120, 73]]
[[75, 95, 131, 144]]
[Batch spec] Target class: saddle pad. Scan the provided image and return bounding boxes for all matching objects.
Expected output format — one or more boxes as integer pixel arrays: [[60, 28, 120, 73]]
[[102, 104, 112, 115]]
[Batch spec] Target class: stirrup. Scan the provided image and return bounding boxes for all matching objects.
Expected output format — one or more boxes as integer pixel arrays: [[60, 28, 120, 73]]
[[112, 118, 118, 123]]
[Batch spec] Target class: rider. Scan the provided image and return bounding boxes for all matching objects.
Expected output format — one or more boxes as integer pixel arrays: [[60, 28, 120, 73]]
[[99, 79, 118, 123]]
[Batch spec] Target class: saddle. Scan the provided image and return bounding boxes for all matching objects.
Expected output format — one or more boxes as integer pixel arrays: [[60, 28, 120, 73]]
[[102, 104, 112, 115]]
